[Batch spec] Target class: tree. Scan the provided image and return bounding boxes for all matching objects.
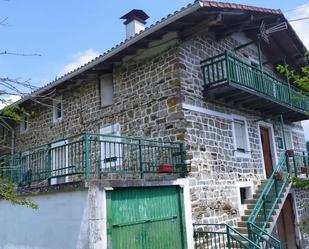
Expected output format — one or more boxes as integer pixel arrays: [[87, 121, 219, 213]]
[[276, 52, 309, 93], [0, 3, 39, 209]]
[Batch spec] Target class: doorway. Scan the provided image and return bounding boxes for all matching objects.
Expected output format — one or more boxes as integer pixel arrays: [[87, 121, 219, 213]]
[[260, 126, 274, 178], [277, 194, 297, 249]]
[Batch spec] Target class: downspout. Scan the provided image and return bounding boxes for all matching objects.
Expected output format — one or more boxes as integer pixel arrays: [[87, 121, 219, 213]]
[[0, 117, 15, 155]]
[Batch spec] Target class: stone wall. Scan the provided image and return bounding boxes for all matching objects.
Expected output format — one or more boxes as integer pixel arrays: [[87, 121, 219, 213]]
[[12, 45, 185, 152], [177, 30, 307, 225], [294, 188, 309, 248]]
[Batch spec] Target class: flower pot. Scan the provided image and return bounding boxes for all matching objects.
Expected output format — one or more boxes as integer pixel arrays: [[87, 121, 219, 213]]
[[274, 172, 284, 180], [158, 164, 175, 173], [287, 149, 294, 157], [300, 167, 308, 175]]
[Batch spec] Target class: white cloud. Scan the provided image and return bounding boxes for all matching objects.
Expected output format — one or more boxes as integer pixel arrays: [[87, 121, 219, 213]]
[[0, 95, 21, 109], [287, 4, 309, 141], [61, 49, 100, 75]]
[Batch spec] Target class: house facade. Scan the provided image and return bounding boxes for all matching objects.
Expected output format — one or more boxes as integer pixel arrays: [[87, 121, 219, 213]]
[[0, 1, 309, 249]]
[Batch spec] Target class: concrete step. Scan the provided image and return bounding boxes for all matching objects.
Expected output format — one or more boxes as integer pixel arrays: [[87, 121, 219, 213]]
[[235, 227, 248, 234], [244, 204, 279, 215], [237, 221, 271, 229], [241, 215, 274, 222]]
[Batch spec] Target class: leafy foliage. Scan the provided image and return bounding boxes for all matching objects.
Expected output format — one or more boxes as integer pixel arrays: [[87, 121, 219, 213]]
[[0, 178, 38, 209], [276, 52, 309, 93], [291, 177, 309, 189]]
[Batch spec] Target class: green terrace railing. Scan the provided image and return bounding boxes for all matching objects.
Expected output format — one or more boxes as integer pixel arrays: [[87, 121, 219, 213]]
[[0, 133, 189, 186], [289, 150, 309, 178], [201, 51, 309, 112], [194, 224, 260, 249], [247, 152, 291, 249]]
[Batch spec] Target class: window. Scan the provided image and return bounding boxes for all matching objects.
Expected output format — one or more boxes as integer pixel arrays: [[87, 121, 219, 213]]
[[51, 140, 68, 185], [100, 74, 114, 107], [284, 129, 293, 149], [100, 123, 122, 170], [0, 126, 5, 141], [20, 116, 29, 133], [234, 119, 248, 152], [53, 99, 63, 123]]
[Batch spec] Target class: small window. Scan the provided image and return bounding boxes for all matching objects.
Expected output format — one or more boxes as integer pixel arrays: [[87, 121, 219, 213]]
[[284, 129, 293, 149], [239, 187, 252, 204], [234, 119, 248, 153], [53, 99, 63, 123], [0, 126, 5, 141], [20, 116, 29, 133], [100, 74, 114, 107]]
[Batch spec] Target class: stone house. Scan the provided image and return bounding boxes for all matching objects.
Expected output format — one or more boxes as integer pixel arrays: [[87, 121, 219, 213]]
[[0, 1, 309, 249]]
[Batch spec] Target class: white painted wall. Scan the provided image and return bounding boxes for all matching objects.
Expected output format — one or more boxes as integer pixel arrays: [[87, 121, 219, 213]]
[[0, 187, 107, 249]]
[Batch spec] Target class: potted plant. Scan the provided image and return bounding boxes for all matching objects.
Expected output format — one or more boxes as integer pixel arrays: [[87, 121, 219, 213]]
[[274, 171, 284, 180]]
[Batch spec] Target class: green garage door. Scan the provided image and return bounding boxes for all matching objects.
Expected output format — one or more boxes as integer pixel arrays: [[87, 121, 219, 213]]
[[107, 186, 186, 249]]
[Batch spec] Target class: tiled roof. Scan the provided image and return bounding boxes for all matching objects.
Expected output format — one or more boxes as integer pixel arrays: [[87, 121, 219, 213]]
[[10, 1, 299, 107], [200, 1, 282, 14]]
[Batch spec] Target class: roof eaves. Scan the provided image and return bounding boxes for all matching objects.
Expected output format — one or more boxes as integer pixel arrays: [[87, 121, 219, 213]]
[[11, 1, 202, 108]]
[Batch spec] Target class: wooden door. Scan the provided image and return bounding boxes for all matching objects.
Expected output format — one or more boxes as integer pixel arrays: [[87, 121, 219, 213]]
[[260, 127, 273, 178], [107, 186, 186, 249], [277, 195, 297, 249]]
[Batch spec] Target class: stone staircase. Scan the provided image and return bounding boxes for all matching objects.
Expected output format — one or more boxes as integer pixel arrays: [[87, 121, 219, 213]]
[[234, 179, 292, 244]]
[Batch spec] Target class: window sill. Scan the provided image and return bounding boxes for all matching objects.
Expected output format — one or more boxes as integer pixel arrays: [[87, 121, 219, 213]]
[[235, 151, 251, 159], [53, 118, 63, 124]]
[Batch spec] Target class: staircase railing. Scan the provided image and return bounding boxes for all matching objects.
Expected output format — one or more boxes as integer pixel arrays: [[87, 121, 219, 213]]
[[194, 224, 260, 249], [247, 152, 291, 248]]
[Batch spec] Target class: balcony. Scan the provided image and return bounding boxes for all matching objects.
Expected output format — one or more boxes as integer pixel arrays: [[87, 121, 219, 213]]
[[0, 133, 189, 187], [201, 51, 309, 121]]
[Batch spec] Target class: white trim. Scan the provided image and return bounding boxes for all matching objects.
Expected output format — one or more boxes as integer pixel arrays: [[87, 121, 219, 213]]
[[20, 116, 29, 134], [51, 139, 69, 185], [284, 128, 294, 150], [182, 103, 232, 120], [232, 114, 251, 159], [53, 98, 63, 124], [100, 123, 122, 169], [235, 181, 254, 216], [173, 178, 194, 249], [257, 121, 278, 179]]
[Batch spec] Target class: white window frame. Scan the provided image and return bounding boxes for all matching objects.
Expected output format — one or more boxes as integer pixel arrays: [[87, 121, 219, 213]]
[[284, 128, 294, 150], [100, 74, 114, 107], [100, 123, 122, 170], [232, 114, 251, 158], [20, 116, 29, 134], [51, 140, 68, 185], [236, 181, 254, 216], [53, 98, 63, 123]]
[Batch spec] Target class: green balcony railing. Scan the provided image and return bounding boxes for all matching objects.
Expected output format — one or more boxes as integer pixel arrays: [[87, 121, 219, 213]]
[[247, 152, 291, 249], [201, 51, 309, 113], [194, 224, 260, 249], [0, 133, 188, 186]]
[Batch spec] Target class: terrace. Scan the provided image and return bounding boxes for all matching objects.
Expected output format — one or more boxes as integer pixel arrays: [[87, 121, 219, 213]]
[[0, 133, 189, 187], [201, 51, 309, 122]]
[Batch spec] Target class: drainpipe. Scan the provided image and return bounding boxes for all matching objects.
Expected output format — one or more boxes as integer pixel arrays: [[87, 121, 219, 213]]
[[0, 117, 15, 155]]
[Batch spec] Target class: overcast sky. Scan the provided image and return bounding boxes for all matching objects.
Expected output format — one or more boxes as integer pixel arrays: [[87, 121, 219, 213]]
[[0, 0, 309, 138]]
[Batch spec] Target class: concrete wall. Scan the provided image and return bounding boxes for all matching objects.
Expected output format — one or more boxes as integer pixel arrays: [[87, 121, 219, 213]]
[[0, 188, 106, 249]]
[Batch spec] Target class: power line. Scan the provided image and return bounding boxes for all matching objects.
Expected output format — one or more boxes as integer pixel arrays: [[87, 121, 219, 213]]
[[289, 17, 309, 23]]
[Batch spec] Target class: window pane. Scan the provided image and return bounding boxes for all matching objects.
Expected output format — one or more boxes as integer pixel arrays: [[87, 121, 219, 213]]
[[285, 130, 293, 149], [234, 119, 246, 150]]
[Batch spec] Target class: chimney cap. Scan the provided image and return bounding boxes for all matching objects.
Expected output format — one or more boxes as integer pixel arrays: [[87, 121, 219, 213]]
[[120, 9, 150, 25]]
